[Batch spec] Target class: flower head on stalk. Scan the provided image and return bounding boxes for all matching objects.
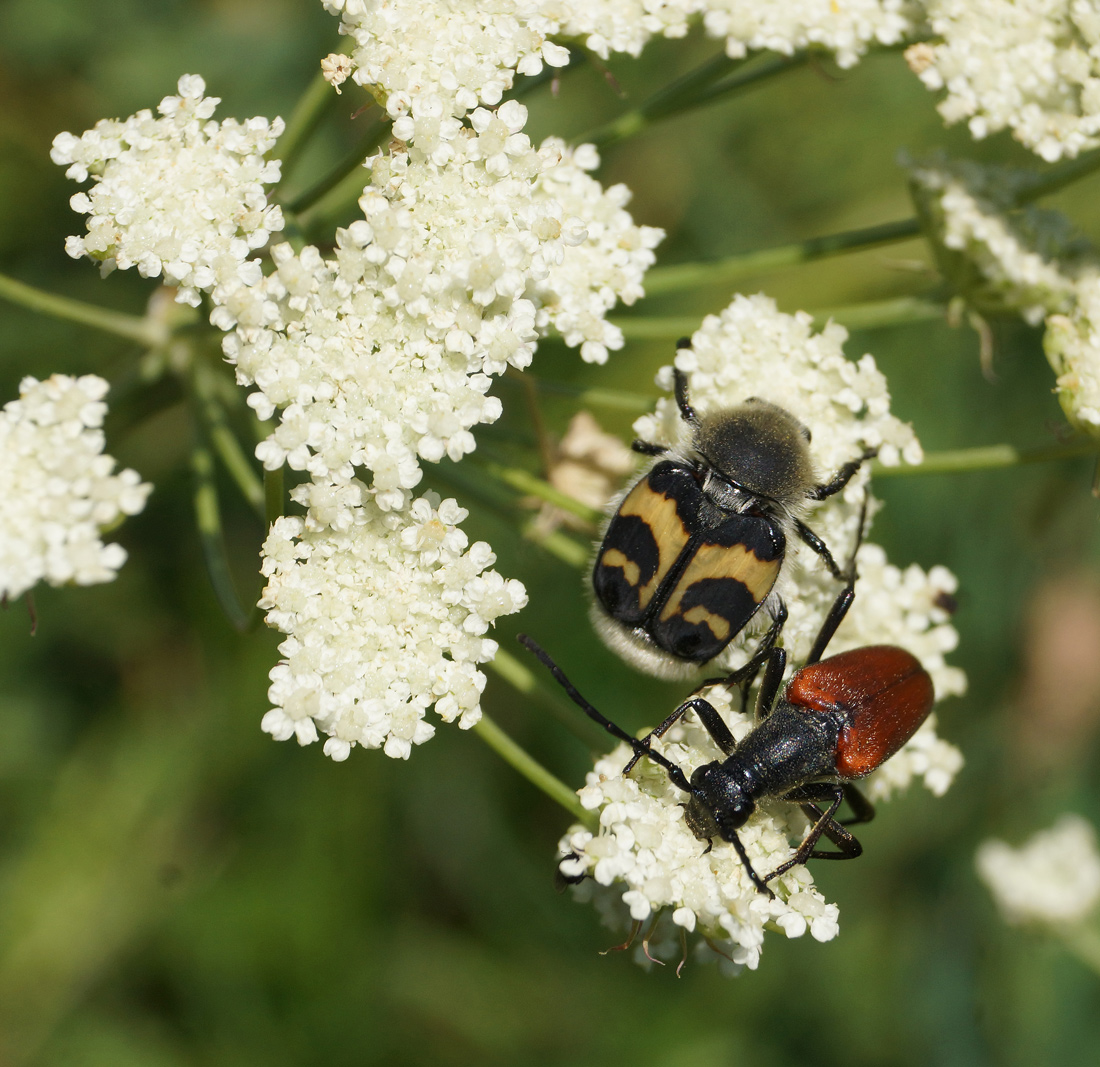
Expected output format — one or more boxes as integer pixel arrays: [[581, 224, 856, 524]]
[[54, 70, 661, 759], [559, 294, 964, 973], [909, 0, 1100, 162], [0, 375, 151, 600], [704, 0, 919, 70], [51, 75, 284, 309], [260, 491, 526, 760], [222, 108, 659, 510], [977, 814, 1100, 927], [906, 155, 1100, 435]]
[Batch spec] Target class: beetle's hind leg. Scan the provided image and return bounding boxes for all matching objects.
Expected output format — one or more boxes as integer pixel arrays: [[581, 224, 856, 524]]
[[762, 783, 863, 882]]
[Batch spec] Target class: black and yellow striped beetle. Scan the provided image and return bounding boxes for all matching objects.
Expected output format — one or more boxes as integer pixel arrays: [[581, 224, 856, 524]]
[[591, 341, 876, 682]]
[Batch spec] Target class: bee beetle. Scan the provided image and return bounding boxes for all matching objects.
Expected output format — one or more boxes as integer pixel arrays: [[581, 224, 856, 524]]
[[521, 575, 936, 894], [591, 339, 876, 681]]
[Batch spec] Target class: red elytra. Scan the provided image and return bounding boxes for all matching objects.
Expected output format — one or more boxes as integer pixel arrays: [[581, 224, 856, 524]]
[[786, 645, 935, 778]]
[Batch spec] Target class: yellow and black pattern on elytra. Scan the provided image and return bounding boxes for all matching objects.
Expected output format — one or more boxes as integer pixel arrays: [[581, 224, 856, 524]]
[[652, 514, 783, 663], [593, 462, 698, 624], [593, 460, 785, 664]]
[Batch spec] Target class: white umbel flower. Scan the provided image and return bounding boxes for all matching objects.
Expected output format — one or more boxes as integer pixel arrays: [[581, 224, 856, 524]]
[[223, 109, 661, 508], [0, 374, 152, 600], [977, 814, 1100, 926], [52, 75, 285, 309], [704, 0, 919, 69], [530, 141, 663, 365], [909, 159, 1082, 325], [552, 0, 699, 60], [559, 684, 840, 975], [259, 489, 527, 760], [912, 0, 1100, 162], [321, 0, 569, 126], [1044, 270, 1100, 429]]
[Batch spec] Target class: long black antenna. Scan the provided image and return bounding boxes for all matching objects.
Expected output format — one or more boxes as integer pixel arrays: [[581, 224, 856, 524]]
[[517, 634, 693, 794]]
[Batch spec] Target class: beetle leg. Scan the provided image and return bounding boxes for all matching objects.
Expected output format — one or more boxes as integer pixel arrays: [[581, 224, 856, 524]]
[[805, 579, 855, 665], [839, 783, 875, 826], [793, 518, 845, 580], [672, 343, 701, 427], [803, 492, 869, 664], [754, 645, 787, 722], [806, 447, 879, 501], [762, 784, 863, 882], [632, 438, 668, 456], [731, 830, 775, 898], [623, 696, 735, 774], [690, 597, 789, 712]]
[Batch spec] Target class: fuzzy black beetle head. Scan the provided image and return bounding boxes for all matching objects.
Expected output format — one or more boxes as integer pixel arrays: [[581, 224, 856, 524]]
[[695, 399, 815, 510]]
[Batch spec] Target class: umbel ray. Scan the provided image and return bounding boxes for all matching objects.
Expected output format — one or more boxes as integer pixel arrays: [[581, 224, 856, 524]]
[[521, 573, 935, 895]]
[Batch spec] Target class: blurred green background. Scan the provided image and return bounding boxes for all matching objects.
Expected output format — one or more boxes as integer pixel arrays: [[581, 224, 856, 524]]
[[3, 2, 1100, 1065]]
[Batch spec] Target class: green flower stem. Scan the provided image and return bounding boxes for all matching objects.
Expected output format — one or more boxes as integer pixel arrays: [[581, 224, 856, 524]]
[[191, 362, 265, 516], [264, 466, 285, 529], [811, 295, 947, 331], [499, 373, 656, 413], [191, 444, 253, 632], [1016, 147, 1100, 204], [872, 437, 1100, 478], [472, 712, 596, 829], [274, 68, 342, 188], [477, 460, 603, 525], [612, 297, 945, 339], [0, 271, 166, 346], [1058, 923, 1100, 975], [608, 315, 702, 341], [285, 117, 389, 218], [489, 647, 608, 746], [523, 523, 590, 569], [581, 52, 804, 149], [644, 217, 923, 296]]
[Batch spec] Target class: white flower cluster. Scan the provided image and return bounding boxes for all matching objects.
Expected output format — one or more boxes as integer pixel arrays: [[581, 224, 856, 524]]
[[553, 0, 698, 59], [909, 160, 1081, 325], [260, 492, 527, 760], [908, 158, 1100, 433], [704, 0, 918, 69], [0, 375, 151, 600], [563, 295, 963, 972], [321, 0, 569, 124], [51, 75, 284, 309], [976, 814, 1100, 926], [1045, 272, 1100, 429], [53, 69, 661, 760], [911, 0, 1100, 162], [529, 140, 663, 364], [322, 0, 922, 123], [222, 106, 659, 509], [559, 684, 841, 975]]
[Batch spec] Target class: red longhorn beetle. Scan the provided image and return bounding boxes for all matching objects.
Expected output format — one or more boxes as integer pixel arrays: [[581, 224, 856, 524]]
[[520, 571, 936, 895]]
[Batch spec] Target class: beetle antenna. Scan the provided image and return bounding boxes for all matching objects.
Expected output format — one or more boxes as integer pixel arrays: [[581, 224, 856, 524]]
[[517, 634, 693, 792]]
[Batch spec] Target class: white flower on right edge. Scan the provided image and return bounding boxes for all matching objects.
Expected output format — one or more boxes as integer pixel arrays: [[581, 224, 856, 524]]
[[910, 0, 1100, 162], [904, 156, 1100, 436], [560, 294, 965, 975], [977, 814, 1100, 926], [0, 374, 151, 600]]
